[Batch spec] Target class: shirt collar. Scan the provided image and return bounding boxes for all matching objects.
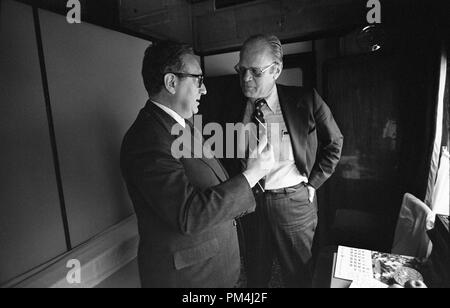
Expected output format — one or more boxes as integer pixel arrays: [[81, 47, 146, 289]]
[[247, 86, 279, 113], [151, 100, 186, 128], [265, 86, 279, 113]]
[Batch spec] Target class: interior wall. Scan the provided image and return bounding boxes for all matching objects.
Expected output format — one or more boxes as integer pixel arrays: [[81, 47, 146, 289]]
[[315, 37, 339, 94], [277, 68, 302, 87], [1, 0, 150, 285], [0, 0, 67, 285], [38, 8, 149, 247]]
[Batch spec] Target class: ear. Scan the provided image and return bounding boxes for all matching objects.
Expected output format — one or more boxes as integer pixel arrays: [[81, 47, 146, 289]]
[[273, 63, 283, 80], [164, 73, 177, 95]]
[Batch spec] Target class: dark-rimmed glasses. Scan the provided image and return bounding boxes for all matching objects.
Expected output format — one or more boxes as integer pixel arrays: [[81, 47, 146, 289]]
[[234, 62, 277, 78], [167, 72, 204, 88]]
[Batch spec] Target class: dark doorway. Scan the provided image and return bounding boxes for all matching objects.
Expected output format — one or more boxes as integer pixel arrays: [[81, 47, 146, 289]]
[[322, 53, 404, 252]]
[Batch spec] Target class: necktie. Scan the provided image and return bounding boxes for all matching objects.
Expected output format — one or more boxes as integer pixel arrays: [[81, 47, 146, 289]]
[[251, 98, 268, 193], [252, 98, 268, 140]]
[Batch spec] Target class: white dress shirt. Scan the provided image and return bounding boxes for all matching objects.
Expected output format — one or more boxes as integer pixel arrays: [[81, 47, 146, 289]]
[[241, 87, 308, 190], [152, 100, 186, 128]]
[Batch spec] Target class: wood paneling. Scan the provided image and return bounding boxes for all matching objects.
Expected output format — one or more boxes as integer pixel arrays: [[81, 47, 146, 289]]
[[120, 0, 193, 44], [194, 0, 366, 53], [17, 0, 120, 28]]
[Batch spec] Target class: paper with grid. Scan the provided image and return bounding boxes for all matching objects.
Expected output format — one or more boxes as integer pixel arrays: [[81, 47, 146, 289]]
[[334, 246, 373, 281]]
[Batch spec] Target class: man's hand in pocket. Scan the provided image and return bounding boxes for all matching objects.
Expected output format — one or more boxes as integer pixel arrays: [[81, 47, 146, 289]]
[[306, 184, 316, 203]]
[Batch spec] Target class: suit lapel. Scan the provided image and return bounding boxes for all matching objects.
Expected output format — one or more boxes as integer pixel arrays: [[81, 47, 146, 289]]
[[146, 103, 229, 182], [188, 123, 228, 182], [235, 94, 248, 122], [277, 85, 309, 171], [144, 101, 180, 138]]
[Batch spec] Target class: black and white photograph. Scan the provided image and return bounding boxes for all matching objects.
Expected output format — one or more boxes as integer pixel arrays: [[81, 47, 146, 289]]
[[0, 0, 449, 293]]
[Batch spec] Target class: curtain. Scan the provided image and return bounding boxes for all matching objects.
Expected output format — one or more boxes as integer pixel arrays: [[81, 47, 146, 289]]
[[425, 45, 448, 208], [428, 42, 449, 215], [397, 35, 441, 201], [431, 148, 449, 215]]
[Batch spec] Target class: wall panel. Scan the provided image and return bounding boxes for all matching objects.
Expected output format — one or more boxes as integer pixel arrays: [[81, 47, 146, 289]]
[[0, 0, 67, 284], [39, 9, 150, 247]]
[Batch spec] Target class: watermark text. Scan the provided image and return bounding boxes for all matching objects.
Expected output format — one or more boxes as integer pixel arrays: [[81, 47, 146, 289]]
[[367, 0, 381, 24], [66, 0, 81, 24], [66, 259, 81, 284]]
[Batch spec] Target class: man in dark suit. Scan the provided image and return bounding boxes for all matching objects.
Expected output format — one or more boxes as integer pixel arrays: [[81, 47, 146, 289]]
[[120, 41, 275, 288], [225, 34, 344, 287]]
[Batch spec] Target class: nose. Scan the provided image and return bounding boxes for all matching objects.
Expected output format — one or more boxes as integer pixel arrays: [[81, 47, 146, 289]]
[[200, 83, 207, 95], [243, 69, 253, 82]]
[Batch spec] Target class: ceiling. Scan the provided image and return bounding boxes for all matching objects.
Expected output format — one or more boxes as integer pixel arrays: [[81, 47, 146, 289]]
[[18, 0, 449, 54], [117, 0, 367, 52]]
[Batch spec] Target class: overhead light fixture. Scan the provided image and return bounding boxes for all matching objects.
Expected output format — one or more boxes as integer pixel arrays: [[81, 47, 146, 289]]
[[357, 25, 385, 53]]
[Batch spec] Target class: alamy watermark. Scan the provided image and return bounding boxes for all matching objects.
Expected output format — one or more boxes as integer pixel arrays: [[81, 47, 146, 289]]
[[66, 259, 81, 285], [66, 0, 81, 24], [367, 0, 381, 24], [170, 115, 293, 160], [65, 1, 380, 26]]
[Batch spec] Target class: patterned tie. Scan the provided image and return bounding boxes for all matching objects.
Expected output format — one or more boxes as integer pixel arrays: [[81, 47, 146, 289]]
[[252, 98, 268, 140], [251, 98, 268, 193]]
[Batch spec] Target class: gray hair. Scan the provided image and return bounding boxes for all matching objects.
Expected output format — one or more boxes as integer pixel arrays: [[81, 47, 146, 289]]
[[241, 34, 284, 64]]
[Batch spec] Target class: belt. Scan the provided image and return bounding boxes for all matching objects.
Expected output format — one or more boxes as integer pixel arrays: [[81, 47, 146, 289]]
[[265, 182, 307, 194]]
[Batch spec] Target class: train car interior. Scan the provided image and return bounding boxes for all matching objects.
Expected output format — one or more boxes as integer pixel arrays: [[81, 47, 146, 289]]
[[0, 0, 449, 289]]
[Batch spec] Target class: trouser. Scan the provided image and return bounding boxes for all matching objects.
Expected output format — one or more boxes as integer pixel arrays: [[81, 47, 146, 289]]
[[240, 182, 318, 288]]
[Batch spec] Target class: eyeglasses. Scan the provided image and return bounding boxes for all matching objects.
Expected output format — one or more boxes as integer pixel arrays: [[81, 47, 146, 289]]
[[167, 72, 204, 88], [234, 62, 277, 78]]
